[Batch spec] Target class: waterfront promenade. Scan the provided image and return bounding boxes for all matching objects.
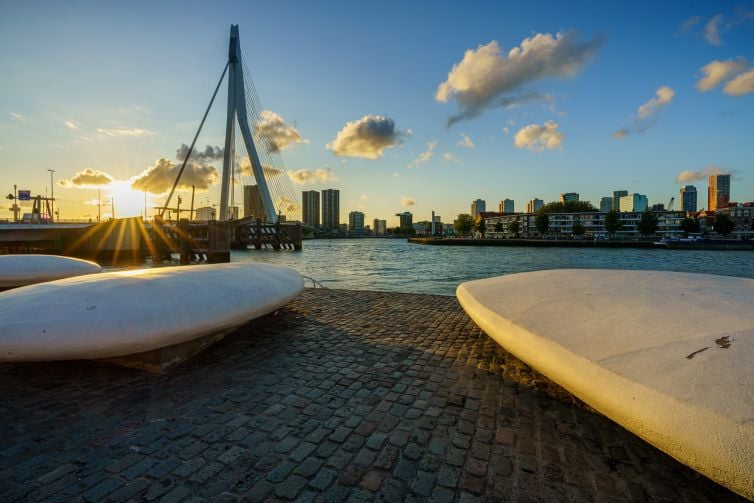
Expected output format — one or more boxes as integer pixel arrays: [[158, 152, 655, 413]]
[[0, 289, 743, 502]]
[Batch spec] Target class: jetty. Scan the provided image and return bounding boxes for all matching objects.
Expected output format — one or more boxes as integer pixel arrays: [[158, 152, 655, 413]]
[[0, 289, 742, 501]]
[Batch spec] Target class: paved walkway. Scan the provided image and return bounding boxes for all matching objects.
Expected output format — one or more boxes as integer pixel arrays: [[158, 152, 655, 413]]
[[0, 289, 744, 502]]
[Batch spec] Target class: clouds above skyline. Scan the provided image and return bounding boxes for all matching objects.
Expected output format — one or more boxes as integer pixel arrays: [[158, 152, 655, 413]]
[[327, 115, 408, 159], [435, 31, 602, 125], [408, 140, 437, 168], [676, 164, 730, 183], [59, 168, 113, 188], [176, 144, 224, 163], [96, 127, 153, 138], [287, 167, 337, 184], [614, 86, 675, 138], [457, 133, 475, 148], [130, 158, 218, 194], [513, 121, 564, 152], [400, 197, 416, 207], [253, 110, 308, 153], [696, 59, 754, 96]]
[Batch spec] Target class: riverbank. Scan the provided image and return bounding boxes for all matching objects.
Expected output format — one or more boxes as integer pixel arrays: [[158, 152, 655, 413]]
[[409, 237, 754, 250], [0, 289, 740, 501]]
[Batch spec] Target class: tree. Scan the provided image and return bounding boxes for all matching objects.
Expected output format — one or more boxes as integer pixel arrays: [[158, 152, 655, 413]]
[[493, 222, 504, 234], [541, 200, 597, 213], [454, 214, 474, 236], [534, 212, 549, 237], [637, 209, 659, 238], [392, 226, 416, 237], [714, 213, 735, 236], [680, 217, 699, 236], [604, 209, 622, 238], [508, 220, 520, 238], [571, 222, 585, 237], [474, 216, 486, 237]]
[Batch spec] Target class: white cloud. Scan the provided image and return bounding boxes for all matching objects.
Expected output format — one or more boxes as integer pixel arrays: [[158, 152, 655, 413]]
[[442, 152, 460, 163], [458, 133, 475, 148], [676, 164, 729, 183], [408, 140, 437, 168], [130, 158, 219, 194], [401, 197, 416, 207], [435, 31, 602, 125], [327, 115, 407, 159], [287, 167, 338, 184], [176, 144, 224, 163], [723, 68, 754, 96], [254, 110, 308, 153], [58, 168, 113, 188], [513, 121, 564, 152], [614, 86, 675, 137], [96, 127, 153, 138], [704, 14, 724, 46], [359, 194, 368, 201], [64, 120, 81, 131]]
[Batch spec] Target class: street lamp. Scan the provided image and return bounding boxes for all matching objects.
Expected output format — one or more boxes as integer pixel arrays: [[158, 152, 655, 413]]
[[47, 169, 55, 222]]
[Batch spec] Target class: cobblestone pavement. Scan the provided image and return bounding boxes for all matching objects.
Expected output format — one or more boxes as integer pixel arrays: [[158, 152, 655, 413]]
[[0, 289, 745, 502]]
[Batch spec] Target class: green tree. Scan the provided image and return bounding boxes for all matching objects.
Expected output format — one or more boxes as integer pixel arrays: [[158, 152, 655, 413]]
[[454, 214, 474, 236], [541, 200, 597, 213], [714, 213, 735, 236], [474, 216, 486, 237], [604, 209, 622, 238], [508, 220, 520, 238], [534, 212, 549, 237], [571, 222, 585, 237], [637, 209, 659, 238], [493, 222, 504, 234], [680, 217, 699, 236]]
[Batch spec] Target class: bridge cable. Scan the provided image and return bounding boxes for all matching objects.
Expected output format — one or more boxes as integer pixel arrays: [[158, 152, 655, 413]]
[[161, 61, 230, 218]]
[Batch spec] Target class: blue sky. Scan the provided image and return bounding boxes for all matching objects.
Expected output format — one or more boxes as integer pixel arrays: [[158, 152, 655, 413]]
[[1, 0, 752, 225]]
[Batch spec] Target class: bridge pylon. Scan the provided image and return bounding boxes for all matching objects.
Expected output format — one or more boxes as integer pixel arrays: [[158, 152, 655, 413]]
[[220, 25, 277, 223]]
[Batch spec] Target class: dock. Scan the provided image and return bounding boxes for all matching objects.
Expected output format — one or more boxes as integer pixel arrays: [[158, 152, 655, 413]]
[[0, 289, 741, 501]]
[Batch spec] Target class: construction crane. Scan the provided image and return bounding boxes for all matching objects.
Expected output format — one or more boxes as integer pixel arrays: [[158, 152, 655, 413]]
[[667, 196, 675, 211]]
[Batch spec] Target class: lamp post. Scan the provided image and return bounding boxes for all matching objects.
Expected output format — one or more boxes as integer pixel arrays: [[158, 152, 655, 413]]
[[47, 169, 55, 222]]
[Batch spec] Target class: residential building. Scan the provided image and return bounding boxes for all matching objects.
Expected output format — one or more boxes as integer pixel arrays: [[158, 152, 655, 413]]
[[194, 206, 216, 221], [498, 199, 515, 213], [680, 185, 697, 213], [338, 223, 348, 234], [301, 190, 320, 227], [716, 202, 754, 239], [651, 203, 665, 211], [526, 198, 543, 213], [244, 185, 266, 221], [613, 190, 628, 212], [619, 193, 648, 212], [600, 197, 613, 213], [348, 211, 365, 235], [485, 210, 684, 239], [373, 219, 387, 236], [396, 211, 413, 228], [470, 199, 486, 218], [560, 192, 579, 203], [321, 189, 340, 232], [708, 174, 731, 211]]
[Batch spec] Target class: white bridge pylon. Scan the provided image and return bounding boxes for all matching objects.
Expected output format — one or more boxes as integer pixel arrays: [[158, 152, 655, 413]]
[[220, 25, 277, 223]]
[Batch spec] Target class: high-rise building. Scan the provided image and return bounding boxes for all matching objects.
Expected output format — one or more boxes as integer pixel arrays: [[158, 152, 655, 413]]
[[680, 185, 697, 213], [619, 193, 648, 212], [499, 199, 514, 213], [600, 197, 613, 213], [321, 189, 340, 232], [301, 190, 320, 227], [194, 206, 216, 221], [348, 211, 365, 234], [613, 190, 628, 212], [396, 211, 413, 228], [526, 198, 543, 213], [708, 174, 730, 211], [470, 199, 486, 218], [373, 219, 387, 236], [244, 185, 266, 221], [560, 192, 579, 203]]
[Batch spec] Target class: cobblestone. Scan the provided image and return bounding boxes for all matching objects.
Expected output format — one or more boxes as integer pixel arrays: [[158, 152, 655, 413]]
[[0, 289, 744, 502]]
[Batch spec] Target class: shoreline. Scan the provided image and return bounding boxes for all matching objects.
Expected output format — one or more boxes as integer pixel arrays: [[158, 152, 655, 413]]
[[408, 237, 754, 250]]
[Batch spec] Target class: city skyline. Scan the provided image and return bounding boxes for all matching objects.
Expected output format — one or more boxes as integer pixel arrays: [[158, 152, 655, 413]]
[[1, 1, 753, 227]]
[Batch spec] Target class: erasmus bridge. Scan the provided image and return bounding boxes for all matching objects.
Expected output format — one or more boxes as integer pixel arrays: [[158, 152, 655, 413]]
[[162, 25, 300, 226]]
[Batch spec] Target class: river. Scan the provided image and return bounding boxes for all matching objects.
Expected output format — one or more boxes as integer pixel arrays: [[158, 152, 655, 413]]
[[228, 238, 754, 296]]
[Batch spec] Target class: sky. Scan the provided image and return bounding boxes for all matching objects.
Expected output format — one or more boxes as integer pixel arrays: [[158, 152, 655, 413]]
[[1, 0, 753, 227]]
